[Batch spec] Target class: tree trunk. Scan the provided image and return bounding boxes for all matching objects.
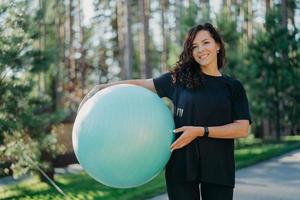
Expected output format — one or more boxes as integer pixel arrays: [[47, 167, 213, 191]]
[[246, 0, 252, 40], [287, 1, 295, 27], [199, 0, 210, 21], [224, 0, 232, 15], [279, 0, 288, 141], [139, 0, 151, 78], [54, 0, 65, 111], [265, 0, 272, 16], [38, 0, 43, 93], [78, 0, 87, 96], [68, 0, 76, 87], [124, 0, 133, 79], [280, 0, 288, 30], [98, 48, 109, 83], [116, 0, 125, 79], [174, 1, 183, 46], [274, 70, 281, 140], [161, 0, 169, 72]]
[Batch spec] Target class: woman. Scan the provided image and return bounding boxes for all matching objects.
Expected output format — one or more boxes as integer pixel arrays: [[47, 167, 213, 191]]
[[79, 23, 251, 200]]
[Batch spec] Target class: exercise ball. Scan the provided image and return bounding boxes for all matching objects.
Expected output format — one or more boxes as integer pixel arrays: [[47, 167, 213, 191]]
[[72, 84, 175, 188]]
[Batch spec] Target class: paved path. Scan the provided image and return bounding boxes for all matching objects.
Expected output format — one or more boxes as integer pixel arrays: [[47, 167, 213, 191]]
[[148, 149, 300, 200]]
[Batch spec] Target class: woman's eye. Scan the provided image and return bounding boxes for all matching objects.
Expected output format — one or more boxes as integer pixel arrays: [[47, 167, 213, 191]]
[[204, 41, 209, 44]]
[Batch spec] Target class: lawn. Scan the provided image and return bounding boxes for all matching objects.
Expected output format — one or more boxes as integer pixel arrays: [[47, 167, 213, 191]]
[[1, 136, 300, 200]]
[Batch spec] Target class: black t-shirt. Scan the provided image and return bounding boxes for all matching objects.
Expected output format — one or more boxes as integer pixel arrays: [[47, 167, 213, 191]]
[[153, 72, 252, 187]]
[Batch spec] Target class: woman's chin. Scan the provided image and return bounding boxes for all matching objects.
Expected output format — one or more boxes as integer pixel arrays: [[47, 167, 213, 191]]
[[199, 60, 209, 66]]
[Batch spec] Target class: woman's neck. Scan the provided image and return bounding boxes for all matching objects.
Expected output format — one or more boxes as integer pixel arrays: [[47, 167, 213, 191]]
[[201, 65, 222, 76]]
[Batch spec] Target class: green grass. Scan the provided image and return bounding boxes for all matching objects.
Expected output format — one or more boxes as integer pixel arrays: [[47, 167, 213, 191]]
[[0, 172, 166, 200], [235, 136, 300, 169], [1, 135, 300, 200]]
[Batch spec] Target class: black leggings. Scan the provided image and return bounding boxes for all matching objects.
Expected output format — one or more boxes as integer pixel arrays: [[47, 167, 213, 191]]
[[166, 179, 233, 200]]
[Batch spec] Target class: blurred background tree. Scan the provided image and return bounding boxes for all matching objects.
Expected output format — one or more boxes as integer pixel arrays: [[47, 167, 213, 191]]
[[0, 1, 66, 181]]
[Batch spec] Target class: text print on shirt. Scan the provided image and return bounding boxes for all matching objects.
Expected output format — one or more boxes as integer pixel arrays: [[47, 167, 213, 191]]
[[175, 106, 184, 117]]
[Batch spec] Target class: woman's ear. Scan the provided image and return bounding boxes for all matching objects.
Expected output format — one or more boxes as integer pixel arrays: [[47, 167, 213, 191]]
[[216, 43, 221, 51]]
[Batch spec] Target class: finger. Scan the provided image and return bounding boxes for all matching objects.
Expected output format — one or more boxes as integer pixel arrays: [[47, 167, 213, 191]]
[[170, 140, 179, 149], [170, 137, 183, 149], [171, 138, 184, 149], [171, 134, 186, 148], [173, 126, 185, 133], [171, 143, 184, 152]]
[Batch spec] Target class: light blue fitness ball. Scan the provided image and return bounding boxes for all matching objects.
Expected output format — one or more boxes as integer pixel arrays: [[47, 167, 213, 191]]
[[72, 84, 175, 188]]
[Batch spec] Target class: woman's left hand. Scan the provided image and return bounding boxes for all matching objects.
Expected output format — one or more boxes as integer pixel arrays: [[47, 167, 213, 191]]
[[170, 126, 203, 152]]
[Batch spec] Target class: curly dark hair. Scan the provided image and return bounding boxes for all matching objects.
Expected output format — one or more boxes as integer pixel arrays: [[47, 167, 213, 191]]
[[172, 23, 226, 89]]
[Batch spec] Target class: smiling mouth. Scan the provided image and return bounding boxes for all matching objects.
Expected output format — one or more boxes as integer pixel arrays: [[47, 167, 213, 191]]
[[199, 54, 209, 59]]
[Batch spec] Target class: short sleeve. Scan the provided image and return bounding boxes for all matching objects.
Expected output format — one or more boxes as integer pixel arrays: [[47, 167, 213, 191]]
[[232, 80, 252, 124], [153, 72, 175, 98]]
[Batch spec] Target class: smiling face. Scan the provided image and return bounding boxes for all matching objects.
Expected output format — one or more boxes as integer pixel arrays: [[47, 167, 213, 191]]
[[192, 30, 220, 69]]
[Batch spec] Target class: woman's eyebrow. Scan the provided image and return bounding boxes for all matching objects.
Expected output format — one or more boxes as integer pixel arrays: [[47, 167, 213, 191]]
[[192, 39, 210, 45]]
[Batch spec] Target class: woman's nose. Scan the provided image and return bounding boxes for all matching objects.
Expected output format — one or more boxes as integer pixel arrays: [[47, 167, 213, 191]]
[[195, 45, 204, 53]]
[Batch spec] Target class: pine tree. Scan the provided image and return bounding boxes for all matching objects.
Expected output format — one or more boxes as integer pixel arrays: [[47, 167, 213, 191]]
[[246, 5, 300, 139]]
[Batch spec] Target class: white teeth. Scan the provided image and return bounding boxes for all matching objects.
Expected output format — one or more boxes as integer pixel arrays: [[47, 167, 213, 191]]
[[199, 54, 208, 59]]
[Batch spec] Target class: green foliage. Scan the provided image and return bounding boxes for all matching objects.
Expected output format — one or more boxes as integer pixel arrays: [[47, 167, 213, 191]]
[[245, 6, 300, 137], [0, 1, 66, 178], [168, 42, 181, 69], [0, 127, 65, 178], [178, 2, 199, 44], [215, 8, 242, 76]]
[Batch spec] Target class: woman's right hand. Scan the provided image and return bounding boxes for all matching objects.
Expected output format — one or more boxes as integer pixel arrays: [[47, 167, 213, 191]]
[[77, 85, 103, 113]]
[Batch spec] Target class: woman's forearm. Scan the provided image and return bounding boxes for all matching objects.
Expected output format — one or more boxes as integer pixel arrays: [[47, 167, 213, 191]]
[[171, 120, 250, 151], [174, 120, 250, 140], [204, 120, 250, 139], [77, 79, 155, 112]]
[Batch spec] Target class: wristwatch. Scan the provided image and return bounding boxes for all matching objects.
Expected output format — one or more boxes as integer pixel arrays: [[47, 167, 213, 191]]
[[204, 127, 209, 138]]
